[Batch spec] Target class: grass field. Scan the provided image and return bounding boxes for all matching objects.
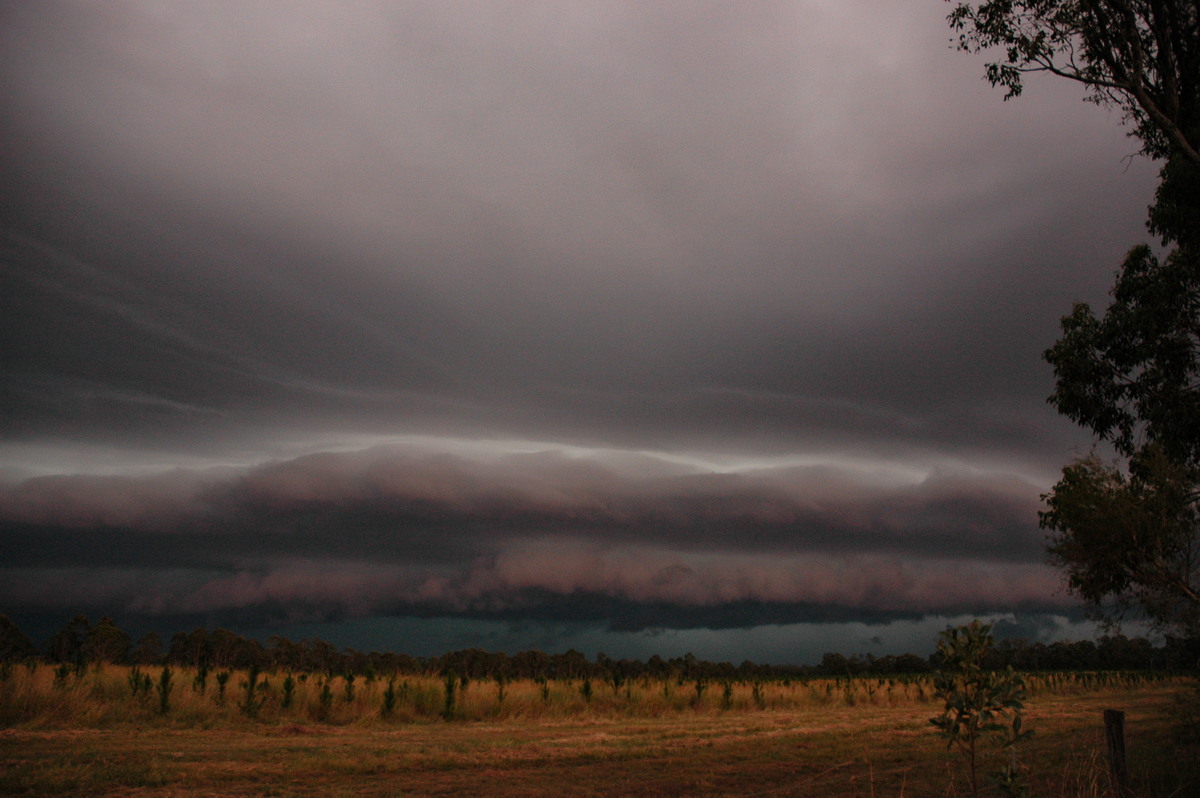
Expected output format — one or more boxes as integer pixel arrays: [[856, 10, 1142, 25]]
[[1, 665, 1196, 796]]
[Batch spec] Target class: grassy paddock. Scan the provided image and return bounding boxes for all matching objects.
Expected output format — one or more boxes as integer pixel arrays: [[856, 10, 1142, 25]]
[[0, 665, 1195, 795]]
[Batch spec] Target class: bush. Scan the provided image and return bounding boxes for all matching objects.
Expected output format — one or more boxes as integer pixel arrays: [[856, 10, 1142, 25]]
[[930, 621, 1031, 796], [156, 667, 172, 715]]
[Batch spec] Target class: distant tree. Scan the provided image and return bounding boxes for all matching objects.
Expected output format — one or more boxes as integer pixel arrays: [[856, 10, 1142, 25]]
[[0, 614, 37, 662], [895, 652, 935, 673], [83, 616, 131, 664], [555, 649, 589, 680], [235, 637, 267, 671], [267, 635, 301, 671], [46, 614, 90, 665], [819, 652, 850, 676], [511, 649, 551, 680], [342, 647, 369, 676], [131, 632, 164, 665], [308, 638, 340, 675], [1164, 635, 1200, 669], [1053, 639, 1103, 670], [168, 628, 211, 668], [208, 629, 243, 669], [1098, 634, 1157, 669]]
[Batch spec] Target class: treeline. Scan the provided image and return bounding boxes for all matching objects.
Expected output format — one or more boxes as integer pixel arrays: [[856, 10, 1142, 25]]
[[2, 613, 1197, 681]]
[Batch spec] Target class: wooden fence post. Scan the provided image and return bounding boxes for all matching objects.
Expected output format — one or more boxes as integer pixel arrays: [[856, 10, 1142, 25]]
[[1104, 708, 1132, 798]]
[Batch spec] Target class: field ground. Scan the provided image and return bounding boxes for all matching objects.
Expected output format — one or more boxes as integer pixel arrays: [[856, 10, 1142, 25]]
[[1, 672, 1197, 796]]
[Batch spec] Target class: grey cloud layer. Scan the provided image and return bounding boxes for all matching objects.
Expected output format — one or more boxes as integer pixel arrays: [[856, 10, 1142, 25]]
[[0, 0, 1157, 473], [0, 2, 1161, 645], [0, 446, 1066, 627]]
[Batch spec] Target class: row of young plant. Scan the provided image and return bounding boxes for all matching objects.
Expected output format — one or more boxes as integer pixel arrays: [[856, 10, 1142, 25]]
[[5, 620, 1190, 795], [1, 664, 920, 724], [1, 655, 1184, 730]]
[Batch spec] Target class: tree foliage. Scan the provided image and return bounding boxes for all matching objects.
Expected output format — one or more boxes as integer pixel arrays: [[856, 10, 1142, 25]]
[[946, 0, 1200, 162], [1040, 243, 1200, 634], [131, 632, 164, 666], [0, 614, 37, 662], [1045, 245, 1200, 465], [950, 1, 1200, 636], [46, 614, 90, 666], [83, 616, 132, 664], [1041, 252, 1200, 635], [1041, 448, 1200, 632]]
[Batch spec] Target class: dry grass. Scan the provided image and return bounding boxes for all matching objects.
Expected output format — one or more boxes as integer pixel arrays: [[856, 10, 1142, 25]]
[[0, 665, 1194, 796]]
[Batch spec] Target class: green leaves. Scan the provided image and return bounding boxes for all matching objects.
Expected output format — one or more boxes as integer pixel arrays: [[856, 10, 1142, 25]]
[[240, 663, 265, 718], [1044, 446, 1200, 634], [930, 621, 1031, 796], [946, 1, 1200, 163], [1041, 241, 1200, 636], [1046, 246, 1200, 465]]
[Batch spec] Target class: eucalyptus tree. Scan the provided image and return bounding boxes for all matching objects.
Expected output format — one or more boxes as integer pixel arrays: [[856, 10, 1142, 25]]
[[947, 1, 1199, 164], [949, 0, 1200, 635], [0, 615, 37, 662]]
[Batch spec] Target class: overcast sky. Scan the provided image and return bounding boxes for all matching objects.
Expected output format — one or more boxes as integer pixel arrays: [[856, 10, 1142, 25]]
[[0, 1, 1162, 663]]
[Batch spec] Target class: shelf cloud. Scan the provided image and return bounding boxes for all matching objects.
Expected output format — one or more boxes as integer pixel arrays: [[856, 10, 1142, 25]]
[[0, 1, 1157, 659]]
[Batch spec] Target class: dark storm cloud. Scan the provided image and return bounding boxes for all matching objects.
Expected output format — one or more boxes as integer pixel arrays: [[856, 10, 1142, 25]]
[[2, 447, 1042, 559], [0, 446, 1066, 628], [0, 0, 1157, 471], [0, 2, 1160, 649]]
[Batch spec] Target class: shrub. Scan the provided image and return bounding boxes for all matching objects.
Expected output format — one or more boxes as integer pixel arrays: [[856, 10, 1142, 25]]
[[494, 672, 508, 707], [281, 673, 296, 709], [156, 666, 172, 715], [192, 662, 209, 694], [215, 671, 231, 704], [930, 620, 1031, 797], [381, 678, 397, 718], [442, 670, 457, 720], [127, 666, 152, 699], [239, 663, 264, 718], [316, 679, 333, 722]]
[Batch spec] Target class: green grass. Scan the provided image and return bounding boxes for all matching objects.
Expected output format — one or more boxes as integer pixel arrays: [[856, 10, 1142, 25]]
[[0, 665, 1195, 795]]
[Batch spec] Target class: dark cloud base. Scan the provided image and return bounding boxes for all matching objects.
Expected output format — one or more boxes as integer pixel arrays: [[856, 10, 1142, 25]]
[[0, 445, 1065, 633], [0, 597, 925, 647], [2, 602, 1098, 669], [0, 1, 1155, 663], [384, 590, 1075, 634], [0, 0, 1157, 474]]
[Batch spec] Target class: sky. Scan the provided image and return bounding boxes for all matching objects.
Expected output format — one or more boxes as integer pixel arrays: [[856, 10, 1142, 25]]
[[0, 1, 1164, 665]]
